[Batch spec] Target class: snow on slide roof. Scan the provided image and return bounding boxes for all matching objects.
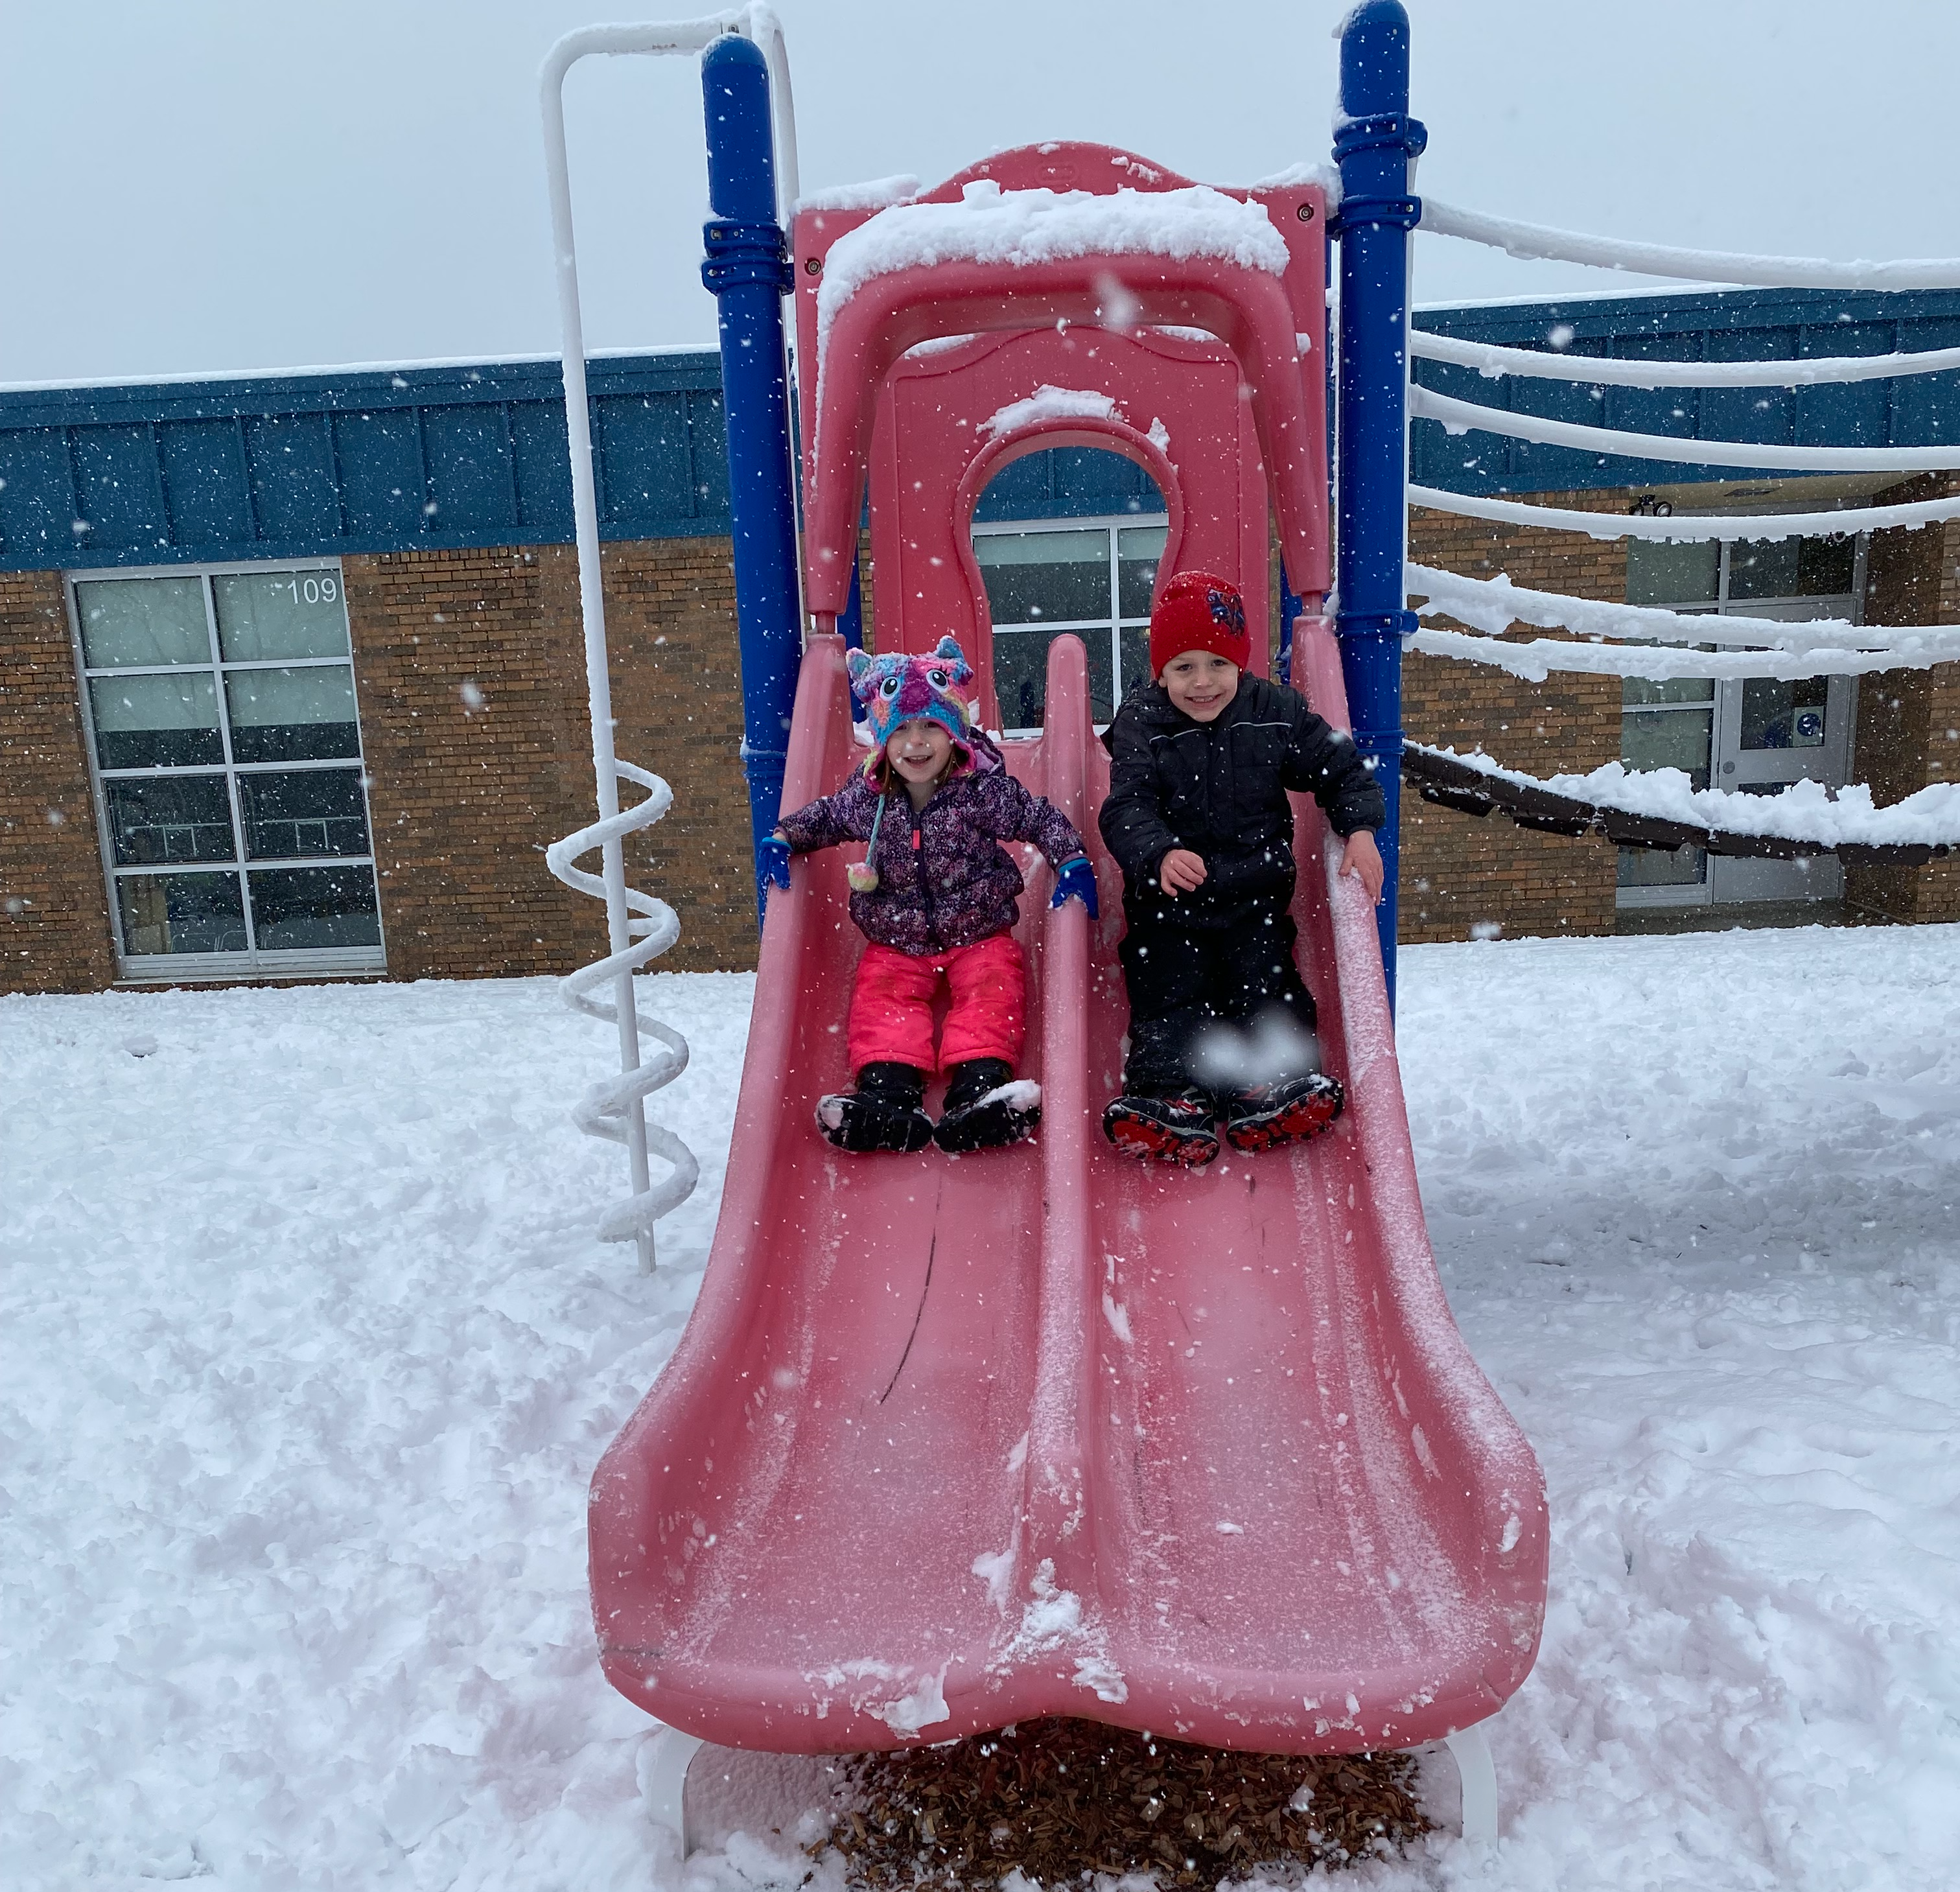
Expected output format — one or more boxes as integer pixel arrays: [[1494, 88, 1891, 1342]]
[[815, 180, 1290, 355], [977, 386, 1121, 440]]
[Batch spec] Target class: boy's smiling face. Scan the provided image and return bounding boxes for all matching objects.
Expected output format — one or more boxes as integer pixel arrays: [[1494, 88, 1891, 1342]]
[[1159, 651, 1241, 722]]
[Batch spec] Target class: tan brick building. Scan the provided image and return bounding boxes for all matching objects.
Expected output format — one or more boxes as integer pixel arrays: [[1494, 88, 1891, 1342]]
[[7, 292, 1960, 997]]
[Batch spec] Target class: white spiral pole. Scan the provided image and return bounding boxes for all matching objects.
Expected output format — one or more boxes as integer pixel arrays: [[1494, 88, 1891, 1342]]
[[540, 11, 797, 1268], [546, 767, 700, 1248]]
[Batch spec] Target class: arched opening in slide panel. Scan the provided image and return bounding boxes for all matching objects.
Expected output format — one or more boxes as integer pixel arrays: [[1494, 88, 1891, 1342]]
[[970, 448, 1169, 734]]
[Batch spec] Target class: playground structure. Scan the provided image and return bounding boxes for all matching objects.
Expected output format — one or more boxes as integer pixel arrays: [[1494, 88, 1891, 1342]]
[[539, 0, 1960, 1861]]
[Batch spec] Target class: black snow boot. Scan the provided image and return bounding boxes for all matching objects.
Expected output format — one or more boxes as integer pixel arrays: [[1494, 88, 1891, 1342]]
[[1102, 1088, 1220, 1169], [815, 1062, 934, 1154], [1222, 1071, 1344, 1153], [933, 1058, 1041, 1153]]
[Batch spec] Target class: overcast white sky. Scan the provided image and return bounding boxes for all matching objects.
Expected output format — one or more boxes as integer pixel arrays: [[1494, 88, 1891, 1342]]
[[2, 1, 1955, 385]]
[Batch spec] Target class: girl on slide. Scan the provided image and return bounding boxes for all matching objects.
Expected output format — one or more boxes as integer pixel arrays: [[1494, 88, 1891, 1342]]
[[762, 638, 1097, 1155]]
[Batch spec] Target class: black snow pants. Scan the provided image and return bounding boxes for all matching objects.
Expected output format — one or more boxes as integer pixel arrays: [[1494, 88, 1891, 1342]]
[[1116, 892, 1318, 1096]]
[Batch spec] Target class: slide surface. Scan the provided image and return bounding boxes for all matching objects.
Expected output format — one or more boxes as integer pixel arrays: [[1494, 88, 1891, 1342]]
[[590, 632, 1547, 1755]]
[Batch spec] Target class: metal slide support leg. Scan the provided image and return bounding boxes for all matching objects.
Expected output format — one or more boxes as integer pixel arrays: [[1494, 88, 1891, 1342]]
[[701, 34, 804, 929], [1443, 1724, 1497, 1845], [1333, 0, 1426, 1013], [643, 1726, 706, 1857]]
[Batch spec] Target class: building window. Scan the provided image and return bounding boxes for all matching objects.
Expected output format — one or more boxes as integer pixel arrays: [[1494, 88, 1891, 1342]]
[[972, 518, 1168, 732], [73, 563, 385, 977], [1618, 532, 1861, 904]]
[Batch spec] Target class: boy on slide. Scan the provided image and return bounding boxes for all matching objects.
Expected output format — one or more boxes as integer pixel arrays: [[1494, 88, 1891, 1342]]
[[764, 638, 1097, 1156], [1099, 571, 1386, 1169]]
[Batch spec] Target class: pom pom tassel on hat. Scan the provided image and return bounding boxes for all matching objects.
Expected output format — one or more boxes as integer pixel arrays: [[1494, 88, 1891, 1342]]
[[847, 792, 888, 893]]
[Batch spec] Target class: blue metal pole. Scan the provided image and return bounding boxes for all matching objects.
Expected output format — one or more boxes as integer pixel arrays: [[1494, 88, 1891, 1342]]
[[1278, 566, 1303, 687], [701, 34, 801, 928], [1333, 0, 1425, 1012]]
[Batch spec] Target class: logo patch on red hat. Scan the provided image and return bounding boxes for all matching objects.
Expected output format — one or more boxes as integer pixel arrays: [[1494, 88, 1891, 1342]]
[[1208, 586, 1246, 634]]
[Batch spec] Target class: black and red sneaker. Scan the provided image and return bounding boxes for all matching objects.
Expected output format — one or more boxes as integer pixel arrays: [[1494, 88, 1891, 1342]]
[[1102, 1090, 1220, 1168], [1222, 1072, 1344, 1153]]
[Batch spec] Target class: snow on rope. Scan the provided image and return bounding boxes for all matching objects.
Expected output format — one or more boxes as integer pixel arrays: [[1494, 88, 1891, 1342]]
[[1409, 624, 1959, 684], [545, 760, 699, 1245], [1418, 198, 1960, 292], [1407, 484, 1960, 544], [1408, 329, 1960, 390], [1412, 743, 1960, 856], [1407, 564, 1957, 653], [1412, 386, 1960, 474], [1406, 565, 1960, 683], [815, 179, 1289, 354]]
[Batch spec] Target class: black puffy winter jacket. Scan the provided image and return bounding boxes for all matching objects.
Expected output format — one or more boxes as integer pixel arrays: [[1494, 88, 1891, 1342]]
[[1098, 673, 1385, 922]]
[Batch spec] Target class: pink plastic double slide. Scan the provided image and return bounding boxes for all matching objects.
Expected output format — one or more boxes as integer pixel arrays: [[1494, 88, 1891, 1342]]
[[589, 627, 1548, 1760]]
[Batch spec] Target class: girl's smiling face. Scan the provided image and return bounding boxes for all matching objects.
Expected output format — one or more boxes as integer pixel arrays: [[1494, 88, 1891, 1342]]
[[885, 718, 954, 788]]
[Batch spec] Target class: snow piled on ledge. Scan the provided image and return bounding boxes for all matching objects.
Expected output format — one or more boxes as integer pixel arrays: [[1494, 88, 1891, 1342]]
[[815, 180, 1289, 353]]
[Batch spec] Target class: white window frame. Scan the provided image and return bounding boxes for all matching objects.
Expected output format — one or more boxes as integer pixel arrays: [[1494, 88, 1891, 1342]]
[[971, 513, 1167, 736], [68, 557, 388, 982], [1616, 535, 1865, 910]]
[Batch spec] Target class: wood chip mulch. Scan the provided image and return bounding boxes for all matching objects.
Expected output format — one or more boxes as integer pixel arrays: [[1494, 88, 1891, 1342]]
[[808, 1716, 1431, 1889]]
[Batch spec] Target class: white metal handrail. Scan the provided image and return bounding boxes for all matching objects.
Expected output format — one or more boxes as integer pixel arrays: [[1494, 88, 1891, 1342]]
[[1412, 385, 1960, 473], [1410, 329, 1960, 389], [1407, 563, 1958, 654], [1419, 197, 1960, 291], [1406, 484, 1960, 544], [1409, 624, 1960, 684]]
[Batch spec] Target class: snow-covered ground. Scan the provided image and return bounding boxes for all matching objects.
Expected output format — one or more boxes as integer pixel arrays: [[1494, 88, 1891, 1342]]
[[5, 928, 1960, 1891]]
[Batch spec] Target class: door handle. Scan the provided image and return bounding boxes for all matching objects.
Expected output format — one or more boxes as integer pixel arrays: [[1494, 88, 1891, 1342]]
[[1721, 762, 1736, 775]]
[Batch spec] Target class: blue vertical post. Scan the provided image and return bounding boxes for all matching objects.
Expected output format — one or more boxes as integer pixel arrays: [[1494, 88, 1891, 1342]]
[[838, 550, 867, 726], [1277, 566, 1303, 686], [701, 35, 802, 926], [1333, 0, 1425, 1011]]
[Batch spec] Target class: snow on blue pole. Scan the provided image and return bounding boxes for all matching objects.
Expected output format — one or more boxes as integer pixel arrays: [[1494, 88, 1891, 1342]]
[[701, 35, 802, 930], [1334, 0, 1425, 1014]]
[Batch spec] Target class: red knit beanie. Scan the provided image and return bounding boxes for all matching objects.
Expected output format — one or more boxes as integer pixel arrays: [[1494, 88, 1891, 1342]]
[[1150, 570, 1251, 679]]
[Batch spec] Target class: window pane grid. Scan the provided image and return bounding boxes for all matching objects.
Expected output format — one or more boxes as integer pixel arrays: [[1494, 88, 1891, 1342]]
[[73, 561, 384, 972], [974, 514, 1163, 732]]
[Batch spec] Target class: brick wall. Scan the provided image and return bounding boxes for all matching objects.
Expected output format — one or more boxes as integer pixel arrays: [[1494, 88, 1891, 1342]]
[[344, 537, 756, 981], [0, 570, 119, 993], [1399, 493, 1627, 943], [1844, 473, 1960, 922]]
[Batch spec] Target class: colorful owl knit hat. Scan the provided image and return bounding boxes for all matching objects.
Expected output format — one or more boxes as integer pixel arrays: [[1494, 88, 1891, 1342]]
[[846, 637, 977, 755]]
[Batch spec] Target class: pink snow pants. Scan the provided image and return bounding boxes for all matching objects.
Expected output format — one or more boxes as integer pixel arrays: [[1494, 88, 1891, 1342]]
[[848, 933, 1027, 1077]]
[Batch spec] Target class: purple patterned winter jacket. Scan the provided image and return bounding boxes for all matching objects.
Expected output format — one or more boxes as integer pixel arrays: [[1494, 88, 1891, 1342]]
[[778, 738, 1086, 955]]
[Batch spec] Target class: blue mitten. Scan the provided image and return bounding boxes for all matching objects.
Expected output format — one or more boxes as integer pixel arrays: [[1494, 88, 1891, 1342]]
[[758, 834, 792, 891], [1049, 854, 1099, 919]]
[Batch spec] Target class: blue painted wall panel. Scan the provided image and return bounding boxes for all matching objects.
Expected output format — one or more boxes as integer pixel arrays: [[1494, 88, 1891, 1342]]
[[597, 393, 697, 529], [0, 352, 730, 572], [0, 428, 76, 563], [332, 410, 427, 540], [158, 419, 253, 549], [509, 401, 574, 538], [242, 414, 340, 545], [71, 425, 169, 554], [424, 405, 518, 537], [687, 391, 730, 523]]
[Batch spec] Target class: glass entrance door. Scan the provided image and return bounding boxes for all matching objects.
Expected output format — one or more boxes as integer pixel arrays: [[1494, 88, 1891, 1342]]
[[1618, 534, 1862, 909]]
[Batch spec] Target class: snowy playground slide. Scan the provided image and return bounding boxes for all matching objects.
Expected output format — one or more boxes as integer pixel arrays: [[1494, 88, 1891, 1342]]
[[589, 628, 1548, 1756]]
